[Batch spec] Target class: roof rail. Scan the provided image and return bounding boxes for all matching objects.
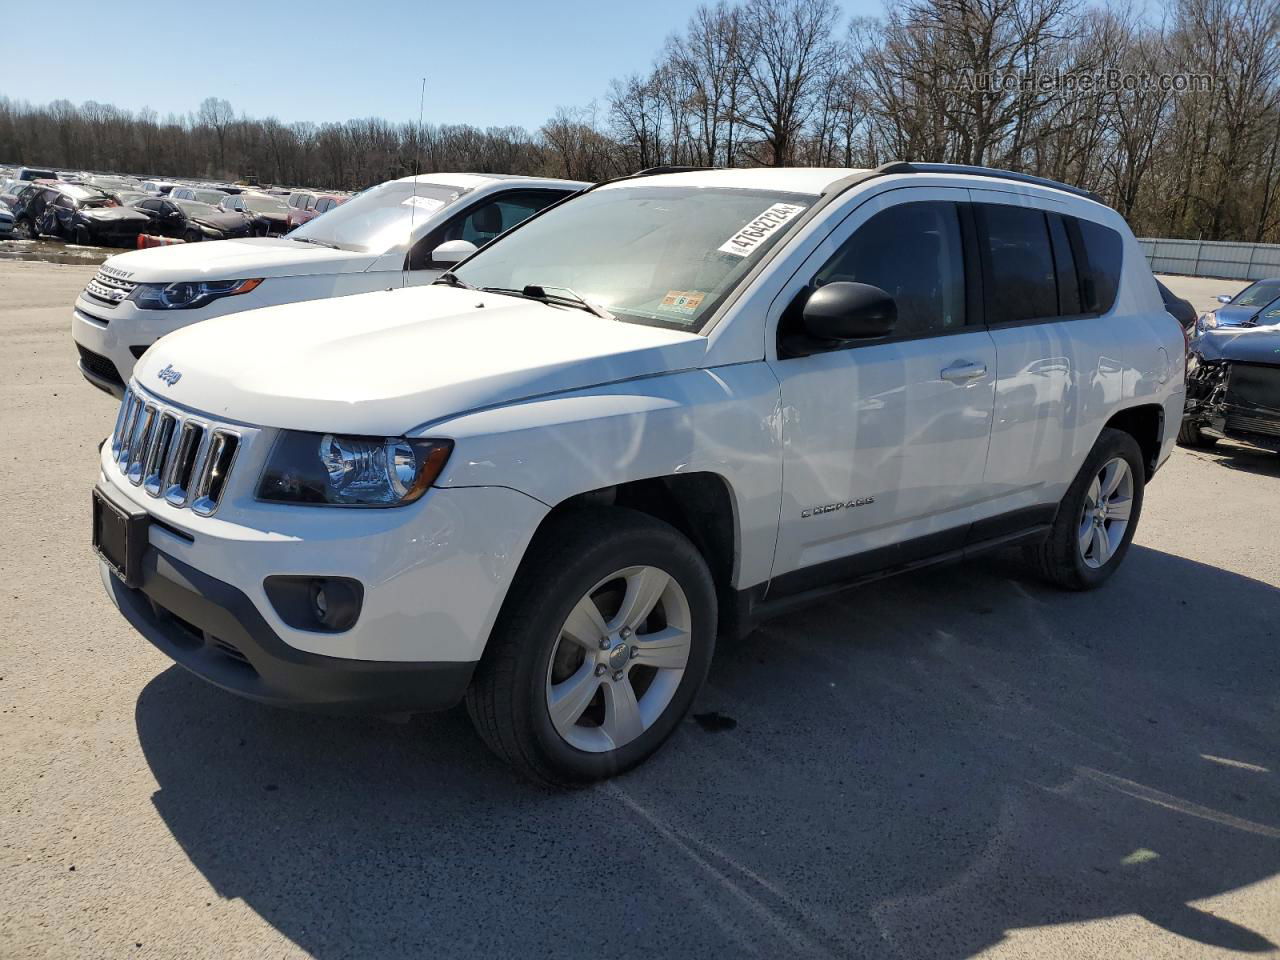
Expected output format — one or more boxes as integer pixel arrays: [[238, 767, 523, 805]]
[[877, 161, 1105, 204], [631, 165, 716, 177]]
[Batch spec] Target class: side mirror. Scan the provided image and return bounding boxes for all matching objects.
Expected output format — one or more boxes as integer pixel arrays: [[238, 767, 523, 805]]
[[801, 282, 897, 341], [431, 239, 478, 265], [1216, 294, 1233, 303]]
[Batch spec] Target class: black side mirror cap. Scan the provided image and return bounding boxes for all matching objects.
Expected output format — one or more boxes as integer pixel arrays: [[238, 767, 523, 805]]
[[801, 281, 897, 341]]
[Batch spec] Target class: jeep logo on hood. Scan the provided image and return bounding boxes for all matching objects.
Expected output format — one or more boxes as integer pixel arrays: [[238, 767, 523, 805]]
[[157, 364, 182, 387]]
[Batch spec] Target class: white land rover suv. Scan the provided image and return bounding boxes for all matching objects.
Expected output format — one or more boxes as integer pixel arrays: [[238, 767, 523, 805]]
[[92, 163, 1185, 784], [71, 173, 587, 396]]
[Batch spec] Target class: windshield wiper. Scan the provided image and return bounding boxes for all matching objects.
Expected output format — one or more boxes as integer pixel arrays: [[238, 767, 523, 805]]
[[434, 271, 475, 290], [289, 235, 341, 250], [481, 284, 615, 320]]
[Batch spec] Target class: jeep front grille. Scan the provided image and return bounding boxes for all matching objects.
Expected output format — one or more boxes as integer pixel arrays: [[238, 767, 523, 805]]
[[110, 386, 240, 516], [84, 270, 139, 308]]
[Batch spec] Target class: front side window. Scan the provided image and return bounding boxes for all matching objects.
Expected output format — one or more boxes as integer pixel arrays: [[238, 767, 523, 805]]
[[811, 201, 966, 337], [452, 185, 814, 330], [289, 180, 463, 252], [980, 205, 1058, 324], [416, 190, 567, 269]]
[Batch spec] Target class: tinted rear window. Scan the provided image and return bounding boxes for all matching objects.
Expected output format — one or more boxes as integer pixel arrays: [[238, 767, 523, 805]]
[[980, 205, 1057, 324], [1074, 219, 1123, 314]]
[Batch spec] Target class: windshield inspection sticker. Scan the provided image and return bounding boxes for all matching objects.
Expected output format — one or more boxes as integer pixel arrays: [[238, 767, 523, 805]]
[[718, 202, 807, 257], [401, 195, 445, 212], [659, 290, 706, 314]]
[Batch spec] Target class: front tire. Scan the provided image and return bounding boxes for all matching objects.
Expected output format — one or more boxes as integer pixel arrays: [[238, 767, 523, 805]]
[[1177, 418, 1219, 448], [1024, 428, 1145, 590], [183, 228, 202, 243], [466, 507, 717, 786], [12, 217, 34, 240]]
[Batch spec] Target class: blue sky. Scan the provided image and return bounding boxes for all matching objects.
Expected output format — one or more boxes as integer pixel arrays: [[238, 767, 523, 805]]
[[8, 0, 882, 131]]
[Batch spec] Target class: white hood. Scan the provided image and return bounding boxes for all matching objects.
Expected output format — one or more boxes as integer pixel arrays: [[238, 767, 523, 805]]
[[134, 286, 708, 435], [99, 237, 380, 283]]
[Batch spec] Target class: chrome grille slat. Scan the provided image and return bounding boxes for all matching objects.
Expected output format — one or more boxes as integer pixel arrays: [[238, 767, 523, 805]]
[[108, 386, 240, 516], [125, 405, 157, 484], [163, 421, 206, 506], [83, 270, 139, 308], [143, 413, 178, 496]]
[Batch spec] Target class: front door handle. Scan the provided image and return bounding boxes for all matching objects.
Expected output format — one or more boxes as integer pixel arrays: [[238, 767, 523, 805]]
[[941, 361, 988, 383]]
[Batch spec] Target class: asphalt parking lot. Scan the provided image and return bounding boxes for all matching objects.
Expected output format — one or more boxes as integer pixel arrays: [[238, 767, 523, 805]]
[[2, 262, 1278, 959]]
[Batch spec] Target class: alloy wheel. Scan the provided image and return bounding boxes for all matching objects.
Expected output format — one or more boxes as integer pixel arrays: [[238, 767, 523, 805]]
[[1078, 456, 1134, 569], [544, 565, 692, 753]]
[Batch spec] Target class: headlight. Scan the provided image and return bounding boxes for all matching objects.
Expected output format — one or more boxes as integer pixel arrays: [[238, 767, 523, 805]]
[[129, 277, 263, 310], [257, 431, 453, 507]]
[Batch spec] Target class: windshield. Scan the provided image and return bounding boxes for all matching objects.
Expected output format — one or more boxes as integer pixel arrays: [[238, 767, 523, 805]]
[[289, 180, 462, 252], [452, 186, 814, 331], [174, 200, 220, 217], [1231, 280, 1280, 307], [243, 194, 287, 213], [191, 189, 228, 205]]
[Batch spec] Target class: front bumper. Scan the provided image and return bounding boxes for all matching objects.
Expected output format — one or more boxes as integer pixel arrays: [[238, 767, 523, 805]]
[[1184, 360, 1280, 451], [95, 412, 548, 667], [71, 291, 264, 393], [103, 547, 476, 713]]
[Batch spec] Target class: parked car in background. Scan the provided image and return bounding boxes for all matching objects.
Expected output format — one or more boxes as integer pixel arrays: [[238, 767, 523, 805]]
[[1, 177, 33, 210], [171, 186, 230, 206], [72, 173, 586, 393], [10, 182, 150, 245], [284, 191, 316, 226], [285, 192, 346, 231], [91, 163, 1183, 783], [87, 175, 142, 192], [1181, 323, 1280, 451], [130, 196, 254, 244], [1156, 278, 1197, 330], [140, 180, 176, 195], [1195, 277, 1280, 334], [0, 205, 13, 237], [220, 192, 290, 236], [111, 189, 150, 207], [16, 166, 57, 182]]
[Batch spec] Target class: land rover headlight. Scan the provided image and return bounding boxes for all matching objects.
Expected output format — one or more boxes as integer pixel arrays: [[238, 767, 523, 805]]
[[129, 277, 263, 310], [257, 432, 453, 506]]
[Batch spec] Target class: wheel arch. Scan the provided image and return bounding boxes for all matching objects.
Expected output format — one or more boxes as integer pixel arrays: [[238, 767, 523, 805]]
[[1102, 403, 1165, 480]]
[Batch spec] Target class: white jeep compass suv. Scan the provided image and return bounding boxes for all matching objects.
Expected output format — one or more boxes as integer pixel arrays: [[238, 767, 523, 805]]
[[71, 173, 586, 396], [92, 163, 1185, 784]]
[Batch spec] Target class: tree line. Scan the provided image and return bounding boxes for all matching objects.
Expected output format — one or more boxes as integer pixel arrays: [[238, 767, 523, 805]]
[[1, 0, 1277, 242]]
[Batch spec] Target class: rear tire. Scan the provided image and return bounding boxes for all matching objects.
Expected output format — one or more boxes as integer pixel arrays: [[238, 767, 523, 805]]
[[466, 507, 717, 786], [1023, 428, 1145, 590], [1177, 418, 1219, 448]]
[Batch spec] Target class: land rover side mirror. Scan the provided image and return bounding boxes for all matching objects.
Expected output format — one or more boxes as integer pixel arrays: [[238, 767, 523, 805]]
[[431, 239, 478, 265], [801, 281, 897, 341], [1216, 294, 1234, 303]]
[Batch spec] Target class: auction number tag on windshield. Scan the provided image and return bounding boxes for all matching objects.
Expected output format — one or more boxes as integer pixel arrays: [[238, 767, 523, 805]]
[[402, 196, 445, 212], [718, 202, 808, 257]]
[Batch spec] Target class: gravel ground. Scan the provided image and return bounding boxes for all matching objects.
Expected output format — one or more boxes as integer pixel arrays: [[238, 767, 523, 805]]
[[1, 262, 1277, 959]]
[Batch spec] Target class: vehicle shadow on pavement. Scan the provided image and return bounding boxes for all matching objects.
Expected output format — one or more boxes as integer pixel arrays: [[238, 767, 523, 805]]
[[1185, 441, 1280, 479], [134, 544, 1280, 959]]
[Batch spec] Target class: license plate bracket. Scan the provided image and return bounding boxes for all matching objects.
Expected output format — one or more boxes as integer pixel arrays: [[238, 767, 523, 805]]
[[92, 487, 149, 588]]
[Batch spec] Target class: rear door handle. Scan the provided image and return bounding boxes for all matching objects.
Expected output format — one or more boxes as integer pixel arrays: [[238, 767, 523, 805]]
[[941, 361, 988, 383]]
